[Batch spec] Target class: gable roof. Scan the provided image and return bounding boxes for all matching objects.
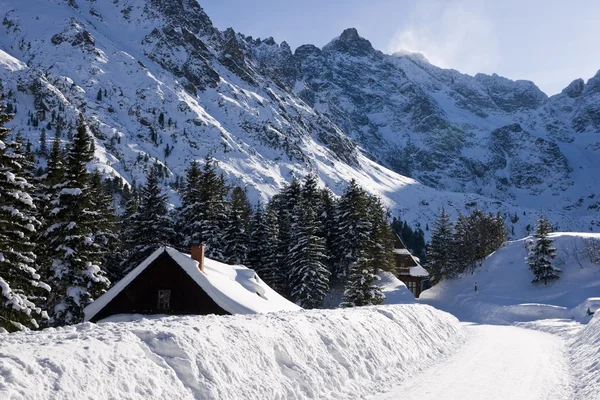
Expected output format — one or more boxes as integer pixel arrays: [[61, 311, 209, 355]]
[[393, 233, 429, 278], [84, 247, 301, 322]]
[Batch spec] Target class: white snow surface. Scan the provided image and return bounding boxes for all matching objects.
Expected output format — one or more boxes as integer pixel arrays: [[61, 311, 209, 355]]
[[378, 271, 415, 305], [0, 304, 464, 400], [84, 247, 300, 321], [420, 232, 600, 324], [570, 313, 600, 400], [373, 323, 573, 400]]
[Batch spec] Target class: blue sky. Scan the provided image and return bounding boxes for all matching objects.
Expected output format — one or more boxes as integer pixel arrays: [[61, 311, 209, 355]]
[[201, 0, 600, 95]]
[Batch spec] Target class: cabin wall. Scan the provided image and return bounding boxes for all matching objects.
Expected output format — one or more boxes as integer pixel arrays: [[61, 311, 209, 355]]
[[91, 252, 229, 322]]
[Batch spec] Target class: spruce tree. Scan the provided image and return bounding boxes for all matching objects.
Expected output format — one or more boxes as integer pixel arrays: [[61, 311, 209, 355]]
[[366, 195, 395, 273], [270, 179, 302, 296], [222, 186, 252, 265], [527, 216, 560, 285], [287, 176, 330, 308], [42, 116, 109, 326], [340, 253, 384, 307], [0, 109, 49, 332], [247, 204, 280, 288], [121, 165, 175, 273], [426, 208, 454, 285], [198, 156, 229, 260], [178, 160, 203, 248], [331, 179, 371, 280], [39, 127, 47, 156], [89, 172, 119, 279]]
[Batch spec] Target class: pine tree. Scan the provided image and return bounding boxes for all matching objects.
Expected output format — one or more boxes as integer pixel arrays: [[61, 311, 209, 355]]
[[222, 186, 252, 265], [340, 253, 384, 307], [247, 204, 280, 288], [287, 176, 330, 308], [39, 128, 47, 156], [0, 108, 49, 332], [331, 179, 371, 281], [96, 89, 102, 102], [527, 216, 560, 285], [426, 208, 454, 285], [89, 171, 118, 278], [270, 179, 302, 296], [366, 195, 395, 273], [120, 165, 175, 273], [178, 160, 203, 248], [198, 156, 229, 260], [42, 116, 109, 326]]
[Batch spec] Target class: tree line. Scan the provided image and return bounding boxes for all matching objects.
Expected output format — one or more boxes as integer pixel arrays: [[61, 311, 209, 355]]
[[425, 208, 507, 285], [0, 109, 397, 332]]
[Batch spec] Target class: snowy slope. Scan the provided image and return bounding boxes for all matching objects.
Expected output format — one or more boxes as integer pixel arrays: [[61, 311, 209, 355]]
[[571, 313, 600, 400], [0, 0, 596, 235], [420, 233, 600, 324], [0, 304, 464, 399]]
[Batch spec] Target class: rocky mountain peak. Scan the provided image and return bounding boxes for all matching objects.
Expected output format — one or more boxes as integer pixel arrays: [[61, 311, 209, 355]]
[[583, 69, 600, 95], [562, 78, 585, 98], [323, 28, 375, 57]]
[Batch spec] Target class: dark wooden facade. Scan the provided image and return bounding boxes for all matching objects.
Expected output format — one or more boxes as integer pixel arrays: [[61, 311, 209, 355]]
[[90, 251, 229, 322], [393, 234, 429, 298]]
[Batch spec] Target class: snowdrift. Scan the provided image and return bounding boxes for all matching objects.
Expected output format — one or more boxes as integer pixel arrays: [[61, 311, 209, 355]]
[[378, 271, 416, 305], [571, 313, 600, 400], [420, 233, 600, 324], [0, 305, 463, 400]]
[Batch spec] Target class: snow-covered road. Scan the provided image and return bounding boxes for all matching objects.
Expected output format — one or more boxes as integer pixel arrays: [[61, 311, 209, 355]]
[[373, 324, 572, 400]]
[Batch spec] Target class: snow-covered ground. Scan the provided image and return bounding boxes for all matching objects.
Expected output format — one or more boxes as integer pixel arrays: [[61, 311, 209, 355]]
[[420, 232, 600, 324], [0, 304, 464, 399], [373, 323, 573, 400], [571, 313, 600, 400]]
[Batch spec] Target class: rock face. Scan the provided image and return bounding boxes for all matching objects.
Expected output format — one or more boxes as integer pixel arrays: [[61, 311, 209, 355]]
[[0, 0, 598, 231]]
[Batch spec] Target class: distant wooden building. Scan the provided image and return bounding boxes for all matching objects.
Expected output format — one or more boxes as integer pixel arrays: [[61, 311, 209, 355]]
[[393, 234, 430, 298], [84, 244, 300, 323]]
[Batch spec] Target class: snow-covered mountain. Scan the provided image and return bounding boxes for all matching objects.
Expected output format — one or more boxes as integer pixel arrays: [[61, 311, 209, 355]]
[[0, 0, 598, 234]]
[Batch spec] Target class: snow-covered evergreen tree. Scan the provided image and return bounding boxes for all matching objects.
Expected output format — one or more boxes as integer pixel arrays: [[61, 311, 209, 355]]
[[198, 156, 229, 260], [331, 179, 371, 280], [527, 216, 560, 285], [247, 203, 280, 289], [120, 164, 175, 273], [42, 116, 109, 326], [340, 254, 384, 307], [177, 160, 202, 248], [287, 175, 330, 308], [426, 208, 454, 285], [0, 109, 49, 332], [270, 179, 302, 296], [89, 171, 118, 277], [222, 186, 252, 265], [366, 195, 395, 273]]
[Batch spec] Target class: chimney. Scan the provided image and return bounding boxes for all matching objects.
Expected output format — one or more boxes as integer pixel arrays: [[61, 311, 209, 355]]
[[190, 242, 205, 273]]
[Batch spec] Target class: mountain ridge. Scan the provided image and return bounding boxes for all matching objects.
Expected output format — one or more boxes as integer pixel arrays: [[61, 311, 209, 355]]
[[0, 0, 598, 235]]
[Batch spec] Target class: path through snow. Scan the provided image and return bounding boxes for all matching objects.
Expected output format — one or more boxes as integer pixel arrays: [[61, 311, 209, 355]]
[[373, 323, 572, 400]]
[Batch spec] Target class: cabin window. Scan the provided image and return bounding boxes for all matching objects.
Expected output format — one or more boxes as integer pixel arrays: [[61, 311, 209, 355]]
[[407, 281, 418, 296], [157, 290, 171, 310]]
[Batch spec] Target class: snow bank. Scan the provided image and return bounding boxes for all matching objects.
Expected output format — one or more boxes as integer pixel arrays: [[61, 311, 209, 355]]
[[0, 305, 463, 399], [420, 233, 600, 324], [378, 271, 415, 305], [571, 313, 600, 400]]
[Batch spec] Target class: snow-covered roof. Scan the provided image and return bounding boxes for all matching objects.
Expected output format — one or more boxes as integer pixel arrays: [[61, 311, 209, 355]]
[[409, 265, 429, 277], [84, 247, 301, 321], [394, 248, 411, 255]]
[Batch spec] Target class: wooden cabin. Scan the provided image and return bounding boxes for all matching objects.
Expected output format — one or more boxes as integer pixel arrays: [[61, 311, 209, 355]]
[[84, 244, 301, 323], [393, 234, 430, 298]]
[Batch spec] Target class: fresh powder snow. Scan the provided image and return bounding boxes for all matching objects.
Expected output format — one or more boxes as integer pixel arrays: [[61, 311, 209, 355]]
[[0, 304, 463, 399]]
